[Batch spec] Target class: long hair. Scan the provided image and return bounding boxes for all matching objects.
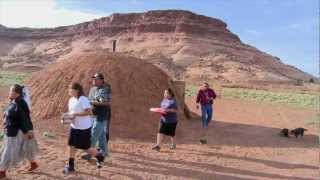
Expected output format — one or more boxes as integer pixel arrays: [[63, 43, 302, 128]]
[[70, 82, 84, 98]]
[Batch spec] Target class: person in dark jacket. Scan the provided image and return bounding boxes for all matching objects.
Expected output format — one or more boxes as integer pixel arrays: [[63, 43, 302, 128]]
[[196, 83, 216, 144], [0, 84, 39, 179]]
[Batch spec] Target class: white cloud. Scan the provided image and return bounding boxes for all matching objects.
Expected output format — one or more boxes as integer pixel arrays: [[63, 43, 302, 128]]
[[0, 0, 107, 28]]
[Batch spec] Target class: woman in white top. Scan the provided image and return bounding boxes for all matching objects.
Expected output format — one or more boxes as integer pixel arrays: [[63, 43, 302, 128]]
[[63, 83, 104, 174]]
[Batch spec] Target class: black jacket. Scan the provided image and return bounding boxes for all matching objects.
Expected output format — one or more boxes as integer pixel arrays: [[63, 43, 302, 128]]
[[3, 98, 33, 137]]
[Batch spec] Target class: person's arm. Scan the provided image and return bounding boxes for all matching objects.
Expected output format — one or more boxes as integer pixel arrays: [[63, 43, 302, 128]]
[[196, 90, 201, 103], [211, 89, 217, 100], [71, 108, 92, 116], [17, 105, 33, 136], [91, 101, 109, 106], [165, 108, 177, 113], [196, 90, 201, 109], [73, 97, 93, 116]]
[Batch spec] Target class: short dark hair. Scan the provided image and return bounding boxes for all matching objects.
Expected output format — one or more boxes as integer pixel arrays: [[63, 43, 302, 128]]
[[166, 88, 175, 98], [11, 84, 24, 98], [70, 82, 84, 98]]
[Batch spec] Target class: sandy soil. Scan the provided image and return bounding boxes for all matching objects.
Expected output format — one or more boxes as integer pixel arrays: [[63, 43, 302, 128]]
[[0, 87, 318, 180]]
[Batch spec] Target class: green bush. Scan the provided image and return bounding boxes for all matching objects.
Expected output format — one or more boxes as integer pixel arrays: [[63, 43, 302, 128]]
[[222, 88, 319, 108], [185, 85, 198, 97], [0, 71, 30, 87]]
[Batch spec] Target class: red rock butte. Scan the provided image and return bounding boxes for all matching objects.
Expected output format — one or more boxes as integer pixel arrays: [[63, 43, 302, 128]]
[[0, 10, 314, 84]]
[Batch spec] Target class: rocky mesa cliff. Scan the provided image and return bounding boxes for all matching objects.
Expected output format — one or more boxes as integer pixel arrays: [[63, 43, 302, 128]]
[[0, 10, 314, 84]]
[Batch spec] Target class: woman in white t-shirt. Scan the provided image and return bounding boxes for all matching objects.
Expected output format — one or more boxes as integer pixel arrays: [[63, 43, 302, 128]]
[[62, 83, 104, 174]]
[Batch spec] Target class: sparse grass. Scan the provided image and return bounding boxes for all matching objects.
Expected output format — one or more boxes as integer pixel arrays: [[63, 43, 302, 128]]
[[0, 71, 30, 87], [185, 85, 198, 97], [222, 88, 319, 108], [185, 85, 319, 108]]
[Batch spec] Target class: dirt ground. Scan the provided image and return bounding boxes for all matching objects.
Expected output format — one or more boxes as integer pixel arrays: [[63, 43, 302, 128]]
[[0, 86, 318, 180]]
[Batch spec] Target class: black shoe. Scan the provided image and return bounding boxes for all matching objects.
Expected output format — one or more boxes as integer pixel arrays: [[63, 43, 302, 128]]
[[63, 165, 75, 174], [96, 153, 105, 162], [200, 139, 207, 145], [96, 161, 103, 169], [151, 145, 161, 151], [95, 153, 105, 168], [81, 154, 92, 161]]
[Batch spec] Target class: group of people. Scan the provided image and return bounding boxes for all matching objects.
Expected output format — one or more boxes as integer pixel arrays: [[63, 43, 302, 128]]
[[1, 71, 216, 178], [62, 73, 111, 174], [151, 82, 216, 151]]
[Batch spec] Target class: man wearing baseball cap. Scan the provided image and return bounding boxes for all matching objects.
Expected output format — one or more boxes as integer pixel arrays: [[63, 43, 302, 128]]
[[82, 73, 111, 161]]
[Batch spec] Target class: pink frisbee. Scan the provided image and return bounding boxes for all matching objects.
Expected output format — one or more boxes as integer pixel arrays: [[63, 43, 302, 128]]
[[150, 108, 166, 114]]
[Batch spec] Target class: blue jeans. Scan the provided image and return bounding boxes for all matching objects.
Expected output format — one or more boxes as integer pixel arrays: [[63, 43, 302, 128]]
[[201, 104, 213, 128], [91, 119, 108, 156]]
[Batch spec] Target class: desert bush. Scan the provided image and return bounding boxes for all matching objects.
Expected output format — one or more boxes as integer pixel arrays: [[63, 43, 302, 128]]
[[0, 71, 30, 87], [222, 88, 319, 108]]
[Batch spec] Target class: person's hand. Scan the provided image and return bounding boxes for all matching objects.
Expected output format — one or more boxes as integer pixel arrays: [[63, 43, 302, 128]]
[[68, 112, 76, 118], [160, 108, 167, 115], [25, 131, 34, 139]]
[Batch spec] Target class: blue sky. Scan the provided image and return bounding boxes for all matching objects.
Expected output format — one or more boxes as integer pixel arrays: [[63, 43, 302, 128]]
[[0, 0, 319, 76]]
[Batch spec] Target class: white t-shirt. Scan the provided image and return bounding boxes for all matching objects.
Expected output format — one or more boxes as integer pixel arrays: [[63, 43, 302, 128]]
[[68, 96, 92, 130]]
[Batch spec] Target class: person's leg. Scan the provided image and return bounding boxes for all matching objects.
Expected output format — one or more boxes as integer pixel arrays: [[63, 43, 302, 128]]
[[63, 146, 76, 173], [200, 105, 208, 141], [91, 120, 102, 148], [86, 148, 104, 165], [204, 105, 213, 141], [82, 120, 97, 160], [170, 136, 175, 145], [170, 136, 177, 149], [156, 133, 163, 146], [98, 121, 107, 156], [201, 105, 207, 129], [105, 118, 110, 155], [203, 104, 212, 141], [170, 122, 178, 149], [26, 138, 39, 171], [69, 146, 76, 168], [152, 121, 164, 151], [152, 133, 163, 151], [82, 120, 106, 160], [106, 107, 111, 143], [207, 104, 213, 125]]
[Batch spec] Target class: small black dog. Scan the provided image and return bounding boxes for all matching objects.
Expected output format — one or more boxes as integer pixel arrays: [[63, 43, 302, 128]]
[[290, 128, 307, 138], [280, 128, 290, 137]]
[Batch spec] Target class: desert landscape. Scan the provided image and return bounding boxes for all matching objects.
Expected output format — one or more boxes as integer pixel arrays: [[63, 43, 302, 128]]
[[0, 10, 319, 180]]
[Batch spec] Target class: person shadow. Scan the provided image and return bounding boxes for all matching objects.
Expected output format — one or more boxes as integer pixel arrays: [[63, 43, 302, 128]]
[[111, 150, 315, 180]]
